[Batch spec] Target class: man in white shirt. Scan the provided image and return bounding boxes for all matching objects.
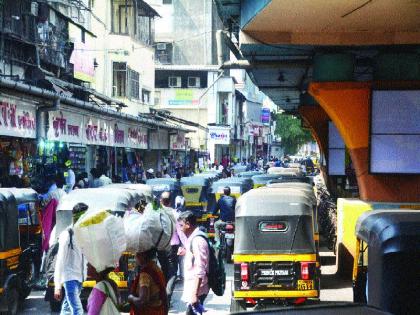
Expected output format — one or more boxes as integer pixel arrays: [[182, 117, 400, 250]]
[[64, 160, 76, 193], [54, 203, 88, 315]]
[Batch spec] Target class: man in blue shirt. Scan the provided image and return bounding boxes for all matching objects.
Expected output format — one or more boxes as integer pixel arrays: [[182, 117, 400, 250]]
[[212, 186, 236, 246]]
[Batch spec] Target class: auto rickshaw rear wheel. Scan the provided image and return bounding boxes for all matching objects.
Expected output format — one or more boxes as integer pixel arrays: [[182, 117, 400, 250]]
[[230, 298, 246, 312], [6, 287, 19, 315]]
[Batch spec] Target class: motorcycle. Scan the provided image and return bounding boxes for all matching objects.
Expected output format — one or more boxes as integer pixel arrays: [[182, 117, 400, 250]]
[[220, 221, 235, 263]]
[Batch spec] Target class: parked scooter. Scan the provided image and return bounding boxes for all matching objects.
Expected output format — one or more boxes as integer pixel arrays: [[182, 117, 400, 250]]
[[219, 221, 235, 263]]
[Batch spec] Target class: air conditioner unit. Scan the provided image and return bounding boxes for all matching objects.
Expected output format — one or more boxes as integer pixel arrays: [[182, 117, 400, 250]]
[[156, 43, 167, 50]]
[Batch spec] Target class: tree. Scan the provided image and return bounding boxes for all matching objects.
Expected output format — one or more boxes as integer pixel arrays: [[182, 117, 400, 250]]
[[274, 113, 313, 155]]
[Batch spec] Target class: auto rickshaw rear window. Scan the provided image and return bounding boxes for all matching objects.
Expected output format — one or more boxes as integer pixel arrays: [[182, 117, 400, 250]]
[[259, 221, 288, 232]]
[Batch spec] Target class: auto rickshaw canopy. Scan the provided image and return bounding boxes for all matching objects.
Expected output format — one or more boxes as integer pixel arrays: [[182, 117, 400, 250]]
[[267, 182, 316, 205], [251, 174, 282, 186], [237, 171, 263, 178], [211, 177, 252, 194], [235, 187, 316, 254], [355, 210, 420, 255], [0, 188, 38, 251], [107, 183, 153, 203], [267, 167, 302, 176], [56, 188, 143, 236], [267, 175, 311, 184]]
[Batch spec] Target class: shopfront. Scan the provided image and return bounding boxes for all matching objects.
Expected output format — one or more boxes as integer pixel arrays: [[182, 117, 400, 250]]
[[0, 95, 37, 188]]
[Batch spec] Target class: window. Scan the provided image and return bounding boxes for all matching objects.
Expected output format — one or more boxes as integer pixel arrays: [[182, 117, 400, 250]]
[[111, 0, 134, 34], [168, 76, 181, 88], [188, 76, 200, 88], [154, 91, 161, 105], [142, 89, 151, 104], [112, 62, 127, 97], [155, 42, 172, 64], [128, 69, 140, 100], [162, 0, 172, 4]]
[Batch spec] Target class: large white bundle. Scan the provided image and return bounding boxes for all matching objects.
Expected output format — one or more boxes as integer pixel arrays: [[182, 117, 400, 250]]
[[74, 210, 127, 272], [124, 205, 175, 252]]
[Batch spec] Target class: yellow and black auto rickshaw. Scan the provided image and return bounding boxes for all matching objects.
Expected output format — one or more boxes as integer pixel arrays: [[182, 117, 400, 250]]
[[0, 188, 40, 315], [237, 170, 263, 179], [47, 187, 145, 311], [353, 210, 420, 315], [251, 174, 282, 188], [231, 187, 320, 311]]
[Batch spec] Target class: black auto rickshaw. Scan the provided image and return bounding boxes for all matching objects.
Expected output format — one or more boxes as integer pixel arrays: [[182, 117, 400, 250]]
[[0, 188, 40, 315], [353, 210, 420, 315], [267, 175, 311, 184], [267, 182, 320, 255], [231, 187, 320, 311], [47, 187, 144, 311], [146, 178, 182, 207], [251, 174, 282, 188]]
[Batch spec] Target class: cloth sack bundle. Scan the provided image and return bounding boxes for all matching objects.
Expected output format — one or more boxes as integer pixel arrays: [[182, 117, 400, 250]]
[[74, 210, 127, 272]]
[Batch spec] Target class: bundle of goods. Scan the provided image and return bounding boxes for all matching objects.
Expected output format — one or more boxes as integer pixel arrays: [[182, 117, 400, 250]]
[[124, 204, 175, 253], [74, 210, 127, 272]]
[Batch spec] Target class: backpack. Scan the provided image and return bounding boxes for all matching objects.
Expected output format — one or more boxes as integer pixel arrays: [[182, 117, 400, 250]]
[[44, 228, 75, 282], [190, 234, 226, 296]]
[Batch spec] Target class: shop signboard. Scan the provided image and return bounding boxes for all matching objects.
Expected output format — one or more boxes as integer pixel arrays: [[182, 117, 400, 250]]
[[47, 110, 84, 143], [168, 89, 199, 106], [149, 130, 169, 150], [127, 125, 148, 149], [170, 133, 186, 150], [261, 108, 270, 124], [208, 126, 230, 145], [84, 116, 112, 146], [0, 98, 36, 139], [112, 122, 127, 147]]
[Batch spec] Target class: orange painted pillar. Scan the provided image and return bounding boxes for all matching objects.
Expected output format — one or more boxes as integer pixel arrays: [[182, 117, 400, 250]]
[[309, 82, 420, 202]]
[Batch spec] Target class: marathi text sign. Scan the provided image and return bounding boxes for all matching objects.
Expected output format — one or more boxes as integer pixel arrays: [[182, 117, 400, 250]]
[[127, 126, 148, 149], [84, 116, 112, 146], [0, 98, 36, 139], [208, 126, 230, 145], [47, 110, 84, 143]]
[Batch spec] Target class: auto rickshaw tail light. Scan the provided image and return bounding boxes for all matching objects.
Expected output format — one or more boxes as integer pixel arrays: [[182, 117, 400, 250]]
[[240, 263, 249, 281], [301, 262, 309, 280]]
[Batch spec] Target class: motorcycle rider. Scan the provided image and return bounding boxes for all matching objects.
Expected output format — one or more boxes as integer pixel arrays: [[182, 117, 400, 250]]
[[212, 186, 236, 248]]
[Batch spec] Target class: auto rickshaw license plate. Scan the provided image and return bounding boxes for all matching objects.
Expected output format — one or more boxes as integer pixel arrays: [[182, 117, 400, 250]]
[[297, 280, 314, 290], [108, 272, 125, 282]]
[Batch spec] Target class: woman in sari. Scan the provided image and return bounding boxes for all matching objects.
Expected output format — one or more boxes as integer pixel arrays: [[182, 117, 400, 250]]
[[128, 249, 168, 315]]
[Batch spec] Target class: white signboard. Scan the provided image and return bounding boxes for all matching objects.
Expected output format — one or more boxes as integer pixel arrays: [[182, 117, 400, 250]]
[[328, 121, 345, 175], [0, 98, 36, 139], [149, 130, 169, 150], [127, 125, 148, 149], [84, 116, 112, 146], [112, 122, 127, 147], [170, 133, 186, 150], [208, 126, 230, 144], [47, 110, 84, 143]]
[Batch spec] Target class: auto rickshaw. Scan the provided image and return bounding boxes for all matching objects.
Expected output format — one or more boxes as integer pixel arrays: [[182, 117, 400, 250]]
[[267, 182, 319, 253], [251, 174, 282, 188], [237, 170, 263, 179], [268, 167, 303, 176], [267, 175, 311, 184], [145, 178, 182, 207], [231, 187, 320, 311], [353, 210, 420, 315], [107, 183, 153, 203], [232, 164, 247, 175], [47, 188, 144, 311], [0, 188, 40, 315]]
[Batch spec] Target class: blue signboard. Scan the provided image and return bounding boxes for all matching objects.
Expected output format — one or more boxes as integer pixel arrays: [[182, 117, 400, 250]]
[[261, 108, 270, 123]]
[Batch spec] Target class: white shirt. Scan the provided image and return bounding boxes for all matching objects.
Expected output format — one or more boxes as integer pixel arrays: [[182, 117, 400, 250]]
[[99, 175, 112, 186], [54, 228, 86, 289], [65, 169, 76, 192]]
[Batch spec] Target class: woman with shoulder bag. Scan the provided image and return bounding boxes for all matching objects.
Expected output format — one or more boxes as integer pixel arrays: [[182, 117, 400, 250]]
[[87, 264, 120, 315]]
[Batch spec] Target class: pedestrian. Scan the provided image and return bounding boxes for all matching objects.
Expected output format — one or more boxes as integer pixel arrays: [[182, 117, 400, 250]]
[[90, 168, 102, 188], [177, 211, 210, 314], [54, 202, 88, 315], [76, 172, 89, 189], [157, 192, 176, 282], [212, 186, 236, 248], [86, 264, 120, 315], [128, 249, 168, 315], [64, 160, 76, 193]]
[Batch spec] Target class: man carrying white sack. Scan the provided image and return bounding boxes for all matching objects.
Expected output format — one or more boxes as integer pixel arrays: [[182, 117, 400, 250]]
[[54, 203, 88, 315]]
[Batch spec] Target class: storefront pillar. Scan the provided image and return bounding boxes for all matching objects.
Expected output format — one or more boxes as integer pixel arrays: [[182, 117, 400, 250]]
[[309, 81, 420, 202]]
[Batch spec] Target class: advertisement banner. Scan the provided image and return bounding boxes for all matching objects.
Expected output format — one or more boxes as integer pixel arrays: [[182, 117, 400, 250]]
[[168, 89, 199, 106], [0, 98, 36, 139], [208, 126, 230, 145], [170, 133, 186, 150], [47, 110, 84, 143], [84, 116, 112, 146]]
